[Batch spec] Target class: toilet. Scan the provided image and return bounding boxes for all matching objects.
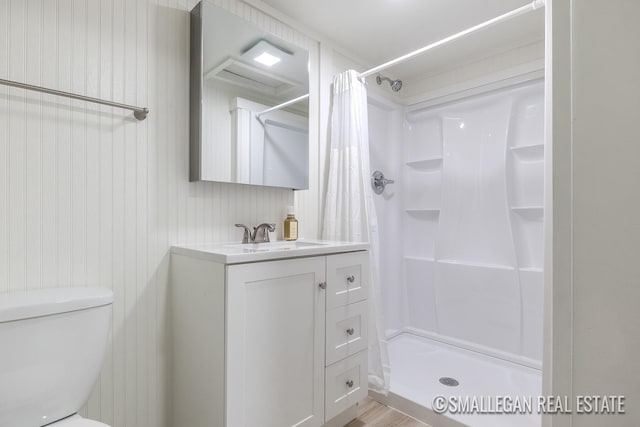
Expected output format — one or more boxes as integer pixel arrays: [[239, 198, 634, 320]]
[[0, 286, 113, 427]]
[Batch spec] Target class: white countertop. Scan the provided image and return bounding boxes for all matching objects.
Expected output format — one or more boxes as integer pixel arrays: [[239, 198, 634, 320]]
[[171, 239, 369, 264]]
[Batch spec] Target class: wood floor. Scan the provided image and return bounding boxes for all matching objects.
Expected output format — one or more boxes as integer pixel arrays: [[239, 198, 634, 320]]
[[345, 398, 431, 427]]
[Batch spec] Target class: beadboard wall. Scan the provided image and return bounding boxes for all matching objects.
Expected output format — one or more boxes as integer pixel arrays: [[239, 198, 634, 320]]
[[0, 0, 317, 426]]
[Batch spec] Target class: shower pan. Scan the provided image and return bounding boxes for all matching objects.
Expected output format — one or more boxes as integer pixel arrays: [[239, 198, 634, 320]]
[[368, 78, 545, 427]]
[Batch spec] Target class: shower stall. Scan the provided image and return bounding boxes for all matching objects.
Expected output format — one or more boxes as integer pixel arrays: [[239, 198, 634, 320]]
[[369, 78, 544, 427]]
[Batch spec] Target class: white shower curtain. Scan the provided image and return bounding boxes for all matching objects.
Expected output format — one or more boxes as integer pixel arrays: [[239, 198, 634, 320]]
[[321, 70, 390, 394]]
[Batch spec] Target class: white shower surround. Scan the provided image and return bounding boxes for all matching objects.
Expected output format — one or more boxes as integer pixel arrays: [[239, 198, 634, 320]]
[[369, 78, 544, 426], [407, 80, 544, 367], [370, 78, 544, 372]]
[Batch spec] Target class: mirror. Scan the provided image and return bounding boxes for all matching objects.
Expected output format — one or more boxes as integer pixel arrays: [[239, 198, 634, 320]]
[[190, 1, 310, 189]]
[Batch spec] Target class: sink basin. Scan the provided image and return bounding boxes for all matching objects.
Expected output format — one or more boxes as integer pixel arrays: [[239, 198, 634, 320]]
[[223, 241, 328, 252]]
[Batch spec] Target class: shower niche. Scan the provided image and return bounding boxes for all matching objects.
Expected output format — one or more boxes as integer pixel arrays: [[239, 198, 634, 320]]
[[400, 80, 545, 366]]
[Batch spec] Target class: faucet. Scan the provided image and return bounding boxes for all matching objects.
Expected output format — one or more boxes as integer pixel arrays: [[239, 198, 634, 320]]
[[235, 223, 276, 243], [253, 223, 276, 243], [235, 224, 252, 243]]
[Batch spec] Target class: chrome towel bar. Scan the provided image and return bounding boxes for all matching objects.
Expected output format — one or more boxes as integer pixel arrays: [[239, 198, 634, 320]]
[[0, 78, 148, 121]]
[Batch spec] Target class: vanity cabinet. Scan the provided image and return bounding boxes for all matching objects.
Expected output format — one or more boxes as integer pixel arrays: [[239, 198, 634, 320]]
[[171, 245, 369, 427]]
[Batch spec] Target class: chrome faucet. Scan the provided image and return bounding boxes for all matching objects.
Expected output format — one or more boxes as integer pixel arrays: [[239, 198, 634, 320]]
[[235, 223, 276, 243], [235, 224, 252, 243], [253, 223, 276, 243]]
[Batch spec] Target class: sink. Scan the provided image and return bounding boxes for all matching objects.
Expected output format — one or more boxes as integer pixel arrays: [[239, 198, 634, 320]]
[[172, 239, 368, 264], [223, 241, 328, 252]]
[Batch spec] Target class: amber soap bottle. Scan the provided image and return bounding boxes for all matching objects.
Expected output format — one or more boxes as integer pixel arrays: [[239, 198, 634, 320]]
[[284, 206, 298, 241]]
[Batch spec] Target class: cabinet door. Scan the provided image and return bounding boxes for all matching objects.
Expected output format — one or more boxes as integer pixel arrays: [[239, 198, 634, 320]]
[[226, 257, 326, 427]]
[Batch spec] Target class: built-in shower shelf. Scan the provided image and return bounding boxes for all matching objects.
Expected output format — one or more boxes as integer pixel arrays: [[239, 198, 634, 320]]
[[519, 267, 543, 273], [405, 208, 440, 214], [511, 206, 543, 211], [511, 206, 543, 217], [405, 157, 443, 169], [437, 259, 516, 271], [405, 255, 435, 262], [511, 143, 544, 160]]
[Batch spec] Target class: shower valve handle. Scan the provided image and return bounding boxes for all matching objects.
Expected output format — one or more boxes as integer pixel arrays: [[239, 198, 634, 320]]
[[371, 170, 395, 195]]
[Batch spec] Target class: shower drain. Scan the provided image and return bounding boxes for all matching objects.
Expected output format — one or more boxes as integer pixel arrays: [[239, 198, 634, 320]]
[[439, 377, 460, 387]]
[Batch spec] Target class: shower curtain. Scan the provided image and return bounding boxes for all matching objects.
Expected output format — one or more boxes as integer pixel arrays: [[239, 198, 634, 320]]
[[321, 70, 390, 394]]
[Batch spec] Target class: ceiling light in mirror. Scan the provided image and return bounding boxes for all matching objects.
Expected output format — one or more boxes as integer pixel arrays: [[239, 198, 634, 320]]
[[244, 39, 290, 68], [254, 52, 281, 67]]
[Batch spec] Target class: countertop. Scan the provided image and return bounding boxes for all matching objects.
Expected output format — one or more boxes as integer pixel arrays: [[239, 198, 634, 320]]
[[171, 239, 369, 264]]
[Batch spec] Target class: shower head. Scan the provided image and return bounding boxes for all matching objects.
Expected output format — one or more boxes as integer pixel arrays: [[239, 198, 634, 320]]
[[376, 75, 403, 92]]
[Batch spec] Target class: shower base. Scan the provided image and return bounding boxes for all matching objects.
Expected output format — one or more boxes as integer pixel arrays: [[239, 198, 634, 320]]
[[371, 333, 542, 427]]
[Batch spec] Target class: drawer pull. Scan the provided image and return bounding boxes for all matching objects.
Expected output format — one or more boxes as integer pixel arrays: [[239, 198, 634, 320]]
[[346, 275, 355, 283], [319, 281, 327, 290], [346, 328, 355, 336], [346, 380, 354, 388]]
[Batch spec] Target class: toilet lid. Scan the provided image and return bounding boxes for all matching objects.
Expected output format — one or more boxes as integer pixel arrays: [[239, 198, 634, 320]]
[[50, 415, 111, 427]]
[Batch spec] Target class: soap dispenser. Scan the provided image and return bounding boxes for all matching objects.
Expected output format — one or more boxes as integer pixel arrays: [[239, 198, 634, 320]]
[[283, 206, 298, 241]]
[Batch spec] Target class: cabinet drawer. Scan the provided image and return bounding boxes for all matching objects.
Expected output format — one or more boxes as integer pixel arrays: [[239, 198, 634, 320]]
[[326, 300, 368, 365], [326, 252, 369, 310], [325, 350, 368, 422]]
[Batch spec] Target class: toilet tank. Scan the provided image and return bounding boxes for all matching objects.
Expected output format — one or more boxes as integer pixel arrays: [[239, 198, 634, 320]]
[[0, 287, 113, 427]]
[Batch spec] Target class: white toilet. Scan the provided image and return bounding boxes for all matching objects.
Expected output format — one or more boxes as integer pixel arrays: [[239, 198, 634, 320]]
[[0, 286, 113, 427]]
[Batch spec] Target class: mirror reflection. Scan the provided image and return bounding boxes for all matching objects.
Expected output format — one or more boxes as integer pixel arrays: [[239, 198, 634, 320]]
[[190, 1, 310, 189]]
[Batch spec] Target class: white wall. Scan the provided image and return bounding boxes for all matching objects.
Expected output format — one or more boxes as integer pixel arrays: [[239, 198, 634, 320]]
[[0, 0, 317, 426], [402, 40, 544, 105], [547, 0, 640, 426]]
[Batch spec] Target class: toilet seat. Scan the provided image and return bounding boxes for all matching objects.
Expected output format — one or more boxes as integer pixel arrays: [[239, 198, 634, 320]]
[[49, 414, 111, 427]]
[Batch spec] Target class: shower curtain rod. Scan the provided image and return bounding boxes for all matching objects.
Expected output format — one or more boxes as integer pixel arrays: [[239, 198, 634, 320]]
[[256, 0, 545, 117], [256, 94, 309, 118], [359, 0, 545, 78]]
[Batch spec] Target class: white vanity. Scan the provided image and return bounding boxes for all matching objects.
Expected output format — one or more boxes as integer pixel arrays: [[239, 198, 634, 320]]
[[170, 240, 370, 427]]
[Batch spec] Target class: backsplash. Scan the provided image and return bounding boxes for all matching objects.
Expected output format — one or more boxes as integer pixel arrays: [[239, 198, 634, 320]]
[[0, 0, 315, 425]]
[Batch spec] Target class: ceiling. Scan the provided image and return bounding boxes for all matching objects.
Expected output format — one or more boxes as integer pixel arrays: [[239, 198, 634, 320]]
[[260, 0, 544, 81]]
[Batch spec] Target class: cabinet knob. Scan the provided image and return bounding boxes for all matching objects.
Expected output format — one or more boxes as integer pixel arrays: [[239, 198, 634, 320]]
[[346, 275, 355, 283], [346, 328, 355, 336], [318, 281, 327, 290], [346, 380, 354, 388]]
